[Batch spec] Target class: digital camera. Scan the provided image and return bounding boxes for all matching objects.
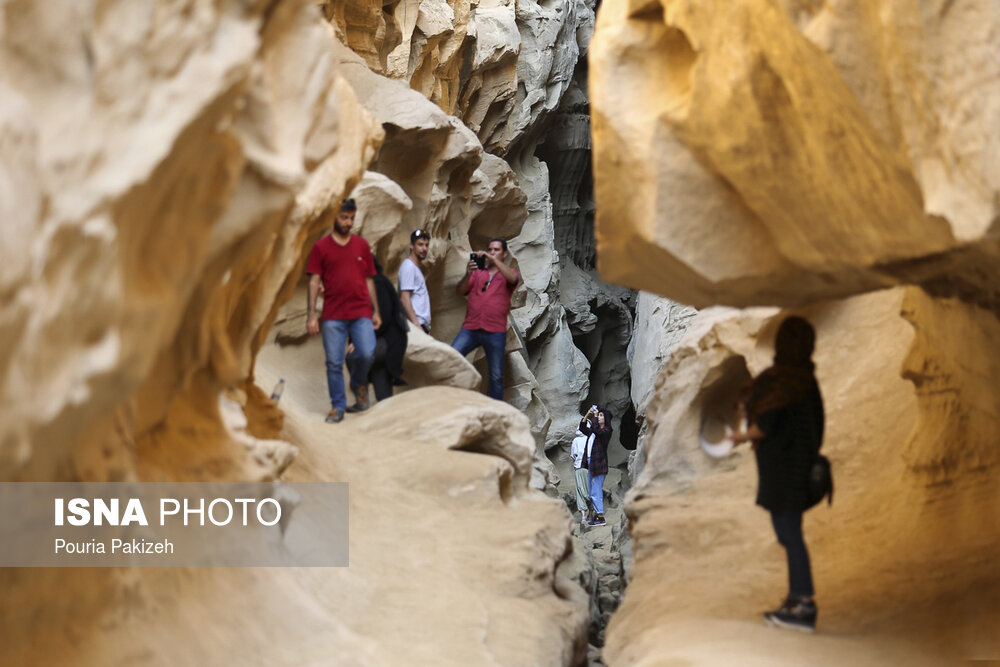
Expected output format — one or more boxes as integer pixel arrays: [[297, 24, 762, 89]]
[[470, 252, 486, 270]]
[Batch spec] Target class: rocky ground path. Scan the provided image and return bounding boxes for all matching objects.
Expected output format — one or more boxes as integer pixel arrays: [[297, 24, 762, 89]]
[[253, 340, 590, 665]]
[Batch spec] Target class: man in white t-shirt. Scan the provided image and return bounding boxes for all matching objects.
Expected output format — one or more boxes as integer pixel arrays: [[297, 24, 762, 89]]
[[398, 229, 432, 333]]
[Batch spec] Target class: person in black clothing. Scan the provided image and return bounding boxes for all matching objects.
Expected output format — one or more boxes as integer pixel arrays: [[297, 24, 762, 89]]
[[730, 316, 824, 633], [580, 405, 613, 526], [348, 256, 408, 402]]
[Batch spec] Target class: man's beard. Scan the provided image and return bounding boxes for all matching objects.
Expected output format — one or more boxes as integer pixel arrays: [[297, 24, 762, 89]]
[[334, 222, 352, 236]]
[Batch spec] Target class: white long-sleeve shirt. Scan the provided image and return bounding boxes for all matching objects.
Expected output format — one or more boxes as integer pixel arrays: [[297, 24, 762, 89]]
[[571, 429, 596, 469]]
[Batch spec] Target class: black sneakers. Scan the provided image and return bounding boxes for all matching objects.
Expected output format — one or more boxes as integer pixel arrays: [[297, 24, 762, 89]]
[[764, 597, 817, 634], [588, 514, 607, 526]]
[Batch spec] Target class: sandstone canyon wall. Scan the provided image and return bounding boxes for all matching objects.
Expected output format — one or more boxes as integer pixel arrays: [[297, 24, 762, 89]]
[[0, 1, 609, 664], [316, 1, 644, 537], [592, 0, 1000, 663], [317, 1, 638, 651]]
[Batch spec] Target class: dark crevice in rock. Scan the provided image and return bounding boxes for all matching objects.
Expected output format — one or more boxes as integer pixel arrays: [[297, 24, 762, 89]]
[[526, 16, 633, 663]]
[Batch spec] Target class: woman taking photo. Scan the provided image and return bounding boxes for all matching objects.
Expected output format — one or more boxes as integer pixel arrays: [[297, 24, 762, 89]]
[[580, 406, 613, 527]]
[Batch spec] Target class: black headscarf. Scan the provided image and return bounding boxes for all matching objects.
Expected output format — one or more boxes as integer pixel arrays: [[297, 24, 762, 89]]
[[747, 317, 818, 423]]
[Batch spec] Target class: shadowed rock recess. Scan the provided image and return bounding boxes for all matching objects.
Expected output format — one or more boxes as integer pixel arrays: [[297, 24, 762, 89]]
[[592, 0, 1000, 664]]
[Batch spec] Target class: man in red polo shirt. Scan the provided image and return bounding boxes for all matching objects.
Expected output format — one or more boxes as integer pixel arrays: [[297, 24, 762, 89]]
[[452, 238, 520, 400], [306, 199, 382, 423]]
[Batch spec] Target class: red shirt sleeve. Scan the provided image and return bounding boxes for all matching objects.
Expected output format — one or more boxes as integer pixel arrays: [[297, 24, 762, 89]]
[[361, 238, 375, 277], [306, 240, 323, 275]]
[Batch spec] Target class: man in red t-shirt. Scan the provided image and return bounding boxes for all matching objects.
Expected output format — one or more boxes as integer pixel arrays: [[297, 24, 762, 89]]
[[452, 238, 520, 400], [306, 199, 383, 423]]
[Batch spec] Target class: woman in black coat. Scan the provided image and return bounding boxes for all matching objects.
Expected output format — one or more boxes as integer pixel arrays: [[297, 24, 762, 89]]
[[348, 256, 408, 402], [369, 257, 408, 400], [731, 316, 824, 633], [580, 406, 613, 526]]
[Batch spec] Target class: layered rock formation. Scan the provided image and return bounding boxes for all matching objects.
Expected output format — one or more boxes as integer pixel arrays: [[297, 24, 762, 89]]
[[1, 0, 383, 481], [8, 372, 591, 665], [626, 292, 698, 480], [267, 27, 563, 467], [605, 292, 1000, 663], [318, 9, 641, 649], [591, 0, 1000, 662], [322, 1, 639, 483], [0, 0, 598, 664], [591, 0, 1000, 309]]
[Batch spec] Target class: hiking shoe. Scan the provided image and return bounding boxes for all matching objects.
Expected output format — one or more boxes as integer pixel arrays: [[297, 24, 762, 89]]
[[345, 385, 370, 413], [325, 409, 345, 423], [764, 596, 795, 616], [764, 598, 817, 634], [589, 514, 607, 526]]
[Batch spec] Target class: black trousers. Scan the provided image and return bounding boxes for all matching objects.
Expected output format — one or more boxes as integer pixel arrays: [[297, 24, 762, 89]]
[[369, 337, 393, 401], [770, 512, 814, 598]]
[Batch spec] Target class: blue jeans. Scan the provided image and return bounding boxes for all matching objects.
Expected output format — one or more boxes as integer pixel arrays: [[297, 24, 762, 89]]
[[771, 512, 814, 597], [451, 328, 506, 400], [588, 472, 606, 514], [321, 319, 376, 411]]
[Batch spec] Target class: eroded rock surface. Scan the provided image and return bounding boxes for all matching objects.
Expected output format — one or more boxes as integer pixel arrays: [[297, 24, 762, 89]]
[[1, 1, 595, 664], [0, 0, 381, 481], [325, 1, 626, 476], [591, 1, 1000, 663], [8, 374, 591, 665], [607, 291, 1000, 662], [591, 0, 1000, 310]]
